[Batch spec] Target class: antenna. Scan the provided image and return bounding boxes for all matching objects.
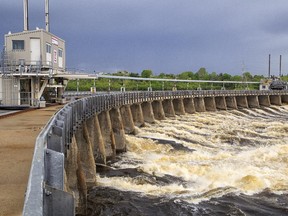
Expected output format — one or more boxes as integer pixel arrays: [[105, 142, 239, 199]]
[[23, 0, 29, 31], [242, 61, 249, 89], [45, 0, 50, 32], [268, 54, 271, 78], [279, 55, 282, 77]]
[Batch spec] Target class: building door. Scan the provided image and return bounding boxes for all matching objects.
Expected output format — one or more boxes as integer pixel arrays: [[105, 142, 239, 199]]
[[30, 38, 41, 65], [20, 79, 31, 105]]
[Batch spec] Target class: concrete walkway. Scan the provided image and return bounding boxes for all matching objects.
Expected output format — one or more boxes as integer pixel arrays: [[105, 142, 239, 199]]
[[0, 106, 63, 216]]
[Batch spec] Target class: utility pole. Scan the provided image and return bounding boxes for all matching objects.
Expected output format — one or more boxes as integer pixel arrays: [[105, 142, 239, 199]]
[[279, 55, 282, 77], [268, 54, 271, 78], [242, 62, 248, 89]]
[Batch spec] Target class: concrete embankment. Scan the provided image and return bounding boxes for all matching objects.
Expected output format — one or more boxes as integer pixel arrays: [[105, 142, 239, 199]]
[[0, 106, 62, 216]]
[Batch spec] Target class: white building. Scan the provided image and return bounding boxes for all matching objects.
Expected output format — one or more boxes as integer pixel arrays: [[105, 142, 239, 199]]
[[0, 0, 67, 107]]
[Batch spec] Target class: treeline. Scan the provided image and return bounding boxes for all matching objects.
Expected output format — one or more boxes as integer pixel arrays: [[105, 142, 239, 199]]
[[66, 68, 270, 91]]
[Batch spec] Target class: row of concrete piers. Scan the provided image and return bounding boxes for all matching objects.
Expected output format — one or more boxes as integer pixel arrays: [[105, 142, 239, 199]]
[[64, 93, 288, 214]]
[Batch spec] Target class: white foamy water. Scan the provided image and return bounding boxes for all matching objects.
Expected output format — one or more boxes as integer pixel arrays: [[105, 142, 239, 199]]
[[97, 105, 288, 203]]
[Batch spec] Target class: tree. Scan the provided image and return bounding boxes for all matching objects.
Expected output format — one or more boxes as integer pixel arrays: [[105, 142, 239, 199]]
[[242, 72, 253, 81], [178, 71, 194, 80], [158, 73, 166, 78], [113, 70, 129, 76], [196, 67, 209, 80], [129, 72, 139, 77], [253, 75, 264, 82], [209, 72, 218, 80], [222, 73, 232, 81], [141, 70, 153, 78]]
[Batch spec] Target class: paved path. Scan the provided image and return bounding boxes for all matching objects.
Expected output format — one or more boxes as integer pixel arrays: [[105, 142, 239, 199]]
[[0, 106, 63, 216]]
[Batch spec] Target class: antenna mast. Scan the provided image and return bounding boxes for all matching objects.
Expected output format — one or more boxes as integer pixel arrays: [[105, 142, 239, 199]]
[[23, 0, 29, 31], [268, 54, 271, 78], [279, 55, 282, 77], [45, 0, 50, 32]]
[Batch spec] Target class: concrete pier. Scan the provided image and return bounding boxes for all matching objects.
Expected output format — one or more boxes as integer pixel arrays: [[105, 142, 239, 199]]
[[258, 95, 271, 107], [194, 97, 206, 112], [204, 97, 217, 111], [215, 96, 227, 110], [162, 99, 176, 117], [152, 100, 166, 120], [120, 105, 135, 134], [270, 95, 282, 106], [173, 98, 186, 115], [236, 96, 249, 108], [247, 95, 260, 108], [65, 135, 87, 215], [225, 96, 238, 109], [90, 115, 106, 164], [183, 98, 196, 114], [98, 111, 116, 160], [281, 95, 288, 104], [109, 108, 126, 152], [78, 122, 97, 187], [141, 101, 156, 123], [130, 103, 145, 127]]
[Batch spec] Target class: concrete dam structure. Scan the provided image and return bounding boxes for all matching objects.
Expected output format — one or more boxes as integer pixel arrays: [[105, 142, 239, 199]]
[[23, 90, 288, 215]]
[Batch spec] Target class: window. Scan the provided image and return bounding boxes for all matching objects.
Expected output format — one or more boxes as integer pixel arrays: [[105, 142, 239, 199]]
[[12, 40, 24, 50], [58, 49, 63, 57], [46, 43, 51, 54]]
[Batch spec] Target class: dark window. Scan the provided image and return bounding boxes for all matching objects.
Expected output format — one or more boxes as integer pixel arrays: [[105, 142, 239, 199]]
[[46, 43, 51, 53], [12, 40, 25, 50], [58, 49, 63, 57]]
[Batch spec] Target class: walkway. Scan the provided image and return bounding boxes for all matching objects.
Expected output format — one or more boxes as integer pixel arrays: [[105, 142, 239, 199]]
[[0, 106, 62, 216]]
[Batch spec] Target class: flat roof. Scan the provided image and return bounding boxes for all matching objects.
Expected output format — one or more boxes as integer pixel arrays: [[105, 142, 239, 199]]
[[5, 29, 65, 43]]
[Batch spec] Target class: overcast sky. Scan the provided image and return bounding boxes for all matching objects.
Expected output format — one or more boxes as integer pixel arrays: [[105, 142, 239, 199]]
[[1, 0, 288, 76]]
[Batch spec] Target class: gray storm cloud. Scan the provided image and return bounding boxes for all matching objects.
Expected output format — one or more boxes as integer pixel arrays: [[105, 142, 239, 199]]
[[1, 0, 288, 75]]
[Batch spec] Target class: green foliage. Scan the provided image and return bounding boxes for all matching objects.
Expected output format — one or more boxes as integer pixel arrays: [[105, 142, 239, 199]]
[[66, 68, 269, 91], [129, 72, 139, 77], [196, 67, 209, 80], [141, 69, 153, 78]]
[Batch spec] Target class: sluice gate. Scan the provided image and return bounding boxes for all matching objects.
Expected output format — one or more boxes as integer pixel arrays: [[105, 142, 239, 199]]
[[23, 90, 288, 215]]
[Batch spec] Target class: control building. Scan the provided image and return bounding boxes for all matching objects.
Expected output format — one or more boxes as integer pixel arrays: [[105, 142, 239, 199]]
[[0, 0, 67, 107]]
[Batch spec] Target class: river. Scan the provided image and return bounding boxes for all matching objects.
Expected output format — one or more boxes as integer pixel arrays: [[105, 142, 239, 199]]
[[87, 105, 288, 215]]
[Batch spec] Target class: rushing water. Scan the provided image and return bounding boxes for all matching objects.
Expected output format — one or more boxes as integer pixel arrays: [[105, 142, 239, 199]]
[[87, 106, 288, 216]]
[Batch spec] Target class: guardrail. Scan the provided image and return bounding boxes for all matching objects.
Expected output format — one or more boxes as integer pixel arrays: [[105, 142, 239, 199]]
[[22, 90, 288, 215]]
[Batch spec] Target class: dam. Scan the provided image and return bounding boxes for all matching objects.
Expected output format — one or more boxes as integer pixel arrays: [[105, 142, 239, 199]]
[[2, 1, 287, 215], [22, 89, 288, 215]]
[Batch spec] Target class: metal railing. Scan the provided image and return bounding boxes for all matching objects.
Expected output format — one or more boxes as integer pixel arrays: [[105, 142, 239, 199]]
[[22, 90, 288, 215]]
